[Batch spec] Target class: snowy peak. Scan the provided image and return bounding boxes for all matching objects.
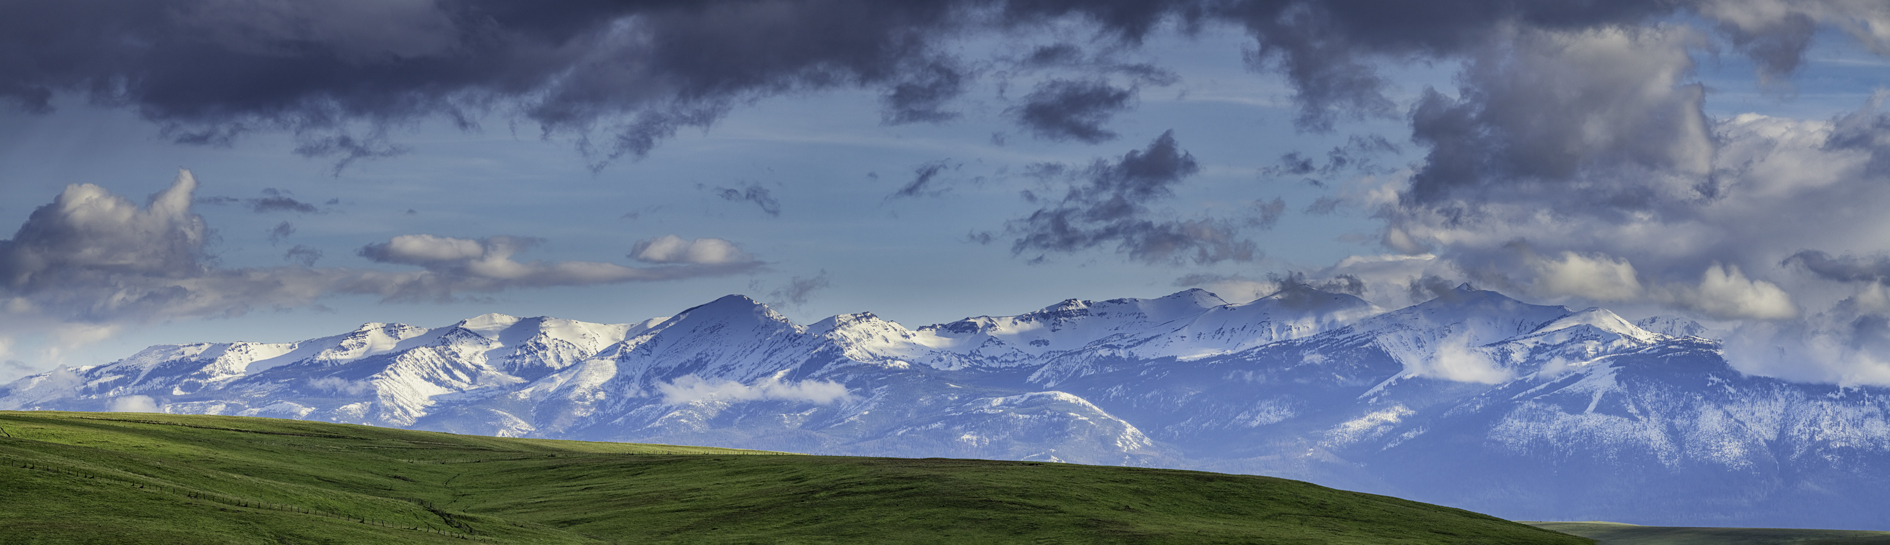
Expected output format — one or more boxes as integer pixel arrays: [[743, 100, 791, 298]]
[[1363, 285, 1571, 346], [1111, 286, 1377, 361], [646, 294, 804, 345], [807, 311, 890, 335], [1528, 308, 1661, 344], [217, 341, 314, 376], [446, 314, 639, 355], [456, 313, 523, 339], [811, 312, 940, 368], [1482, 308, 1665, 369], [917, 289, 1230, 358], [1635, 315, 1713, 339], [668, 294, 797, 329], [310, 322, 434, 365], [1251, 284, 1376, 314], [1135, 288, 1231, 318], [1078, 288, 1229, 323]]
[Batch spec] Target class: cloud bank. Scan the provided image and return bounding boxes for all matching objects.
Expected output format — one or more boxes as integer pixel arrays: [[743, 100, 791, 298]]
[[0, 170, 762, 321], [9, 1, 1865, 168], [1232, 7, 1890, 386], [630, 235, 756, 266]]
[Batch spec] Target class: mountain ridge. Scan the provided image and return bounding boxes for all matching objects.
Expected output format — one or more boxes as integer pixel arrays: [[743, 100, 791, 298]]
[[6, 286, 1890, 529]]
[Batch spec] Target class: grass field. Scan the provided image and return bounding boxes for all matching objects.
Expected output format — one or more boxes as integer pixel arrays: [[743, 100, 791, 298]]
[[1525, 521, 1890, 544], [0, 410, 1589, 544]]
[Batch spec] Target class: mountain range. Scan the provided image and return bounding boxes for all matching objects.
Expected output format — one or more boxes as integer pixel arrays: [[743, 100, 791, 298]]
[[6, 284, 1889, 530]]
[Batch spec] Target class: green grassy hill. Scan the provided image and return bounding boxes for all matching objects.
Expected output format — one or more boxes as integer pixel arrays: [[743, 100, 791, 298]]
[[1525, 521, 1890, 544], [0, 410, 1587, 544]]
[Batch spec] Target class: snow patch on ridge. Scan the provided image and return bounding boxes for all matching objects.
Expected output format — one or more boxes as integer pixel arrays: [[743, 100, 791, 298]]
[[1324, 405, 1415, 447]]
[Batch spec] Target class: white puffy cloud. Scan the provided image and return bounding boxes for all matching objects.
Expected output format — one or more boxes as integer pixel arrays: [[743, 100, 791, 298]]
[[1301, 253, 1462, 310], [630, 235, 755, 265], [2, 169, 207, 287], [356, 233, 762, 302], [356, 234, 489, 264], [1725, 282, 1890, 386], [1531, 251, 1643, 302], [1357, 22, 1890, 385], [656, 375, 854, 405], [108, 395, 160, 413], [1657, 263, 1798, 320], [1402, 333, 1511, 384]]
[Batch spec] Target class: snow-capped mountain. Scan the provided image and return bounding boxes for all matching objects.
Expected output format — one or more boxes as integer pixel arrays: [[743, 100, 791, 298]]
[[6, 284, 1890, 530]]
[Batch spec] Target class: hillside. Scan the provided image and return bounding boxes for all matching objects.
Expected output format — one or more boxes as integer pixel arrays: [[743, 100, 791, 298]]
[[0, 411, 1586, 544]]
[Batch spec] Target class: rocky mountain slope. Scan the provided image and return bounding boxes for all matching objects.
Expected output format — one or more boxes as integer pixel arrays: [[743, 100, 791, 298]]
[[6, 284, 1889, 529]]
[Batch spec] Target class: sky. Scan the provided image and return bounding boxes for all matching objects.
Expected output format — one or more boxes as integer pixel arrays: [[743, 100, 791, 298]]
[[4, 1, 1890, 386]]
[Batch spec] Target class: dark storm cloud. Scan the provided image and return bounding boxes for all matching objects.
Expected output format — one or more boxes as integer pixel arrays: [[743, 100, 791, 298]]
[[881, 60, 968, 125], [1003, 130, 1256, 264], [0, 0, 1228, 170], [1718, 12, 1818, 81], [1, 0, 1844, 171], [1824, 93, 1890, 177], [1785, 251, 1890, 285], [1361, 9, 1890, 348], [1024, 43, 1086, 67], [0, 0, 977, 168], [1406, 275, 1460, 303], [1013, 78, 1135, 143], [1220, 0, 1680, 132], [1273, 270, 1366, 297], [1010, 41, 1180, 85], [1402, 27, 1713, 208]]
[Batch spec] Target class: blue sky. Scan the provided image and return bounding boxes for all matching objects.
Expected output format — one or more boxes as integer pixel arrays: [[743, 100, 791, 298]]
[[4, 1, 1890, 386]]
